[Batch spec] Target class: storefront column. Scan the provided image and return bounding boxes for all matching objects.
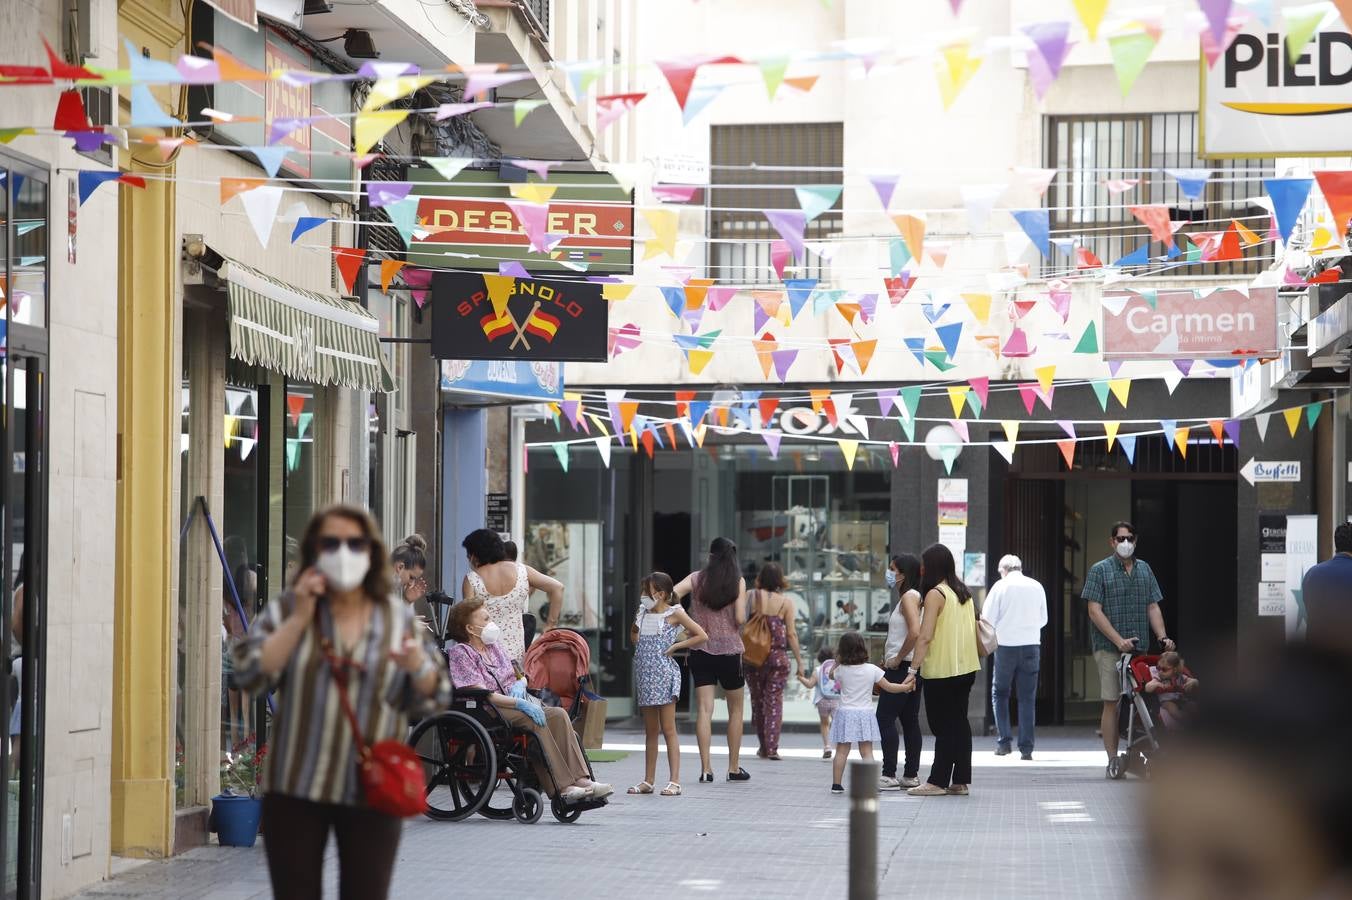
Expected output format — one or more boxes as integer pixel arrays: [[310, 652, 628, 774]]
[[112, 154, 178, 858], [442, 408, 486, 597]]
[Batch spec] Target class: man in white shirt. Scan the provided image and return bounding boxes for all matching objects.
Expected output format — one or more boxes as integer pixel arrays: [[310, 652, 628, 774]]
[[983, 555, 1048, 760]]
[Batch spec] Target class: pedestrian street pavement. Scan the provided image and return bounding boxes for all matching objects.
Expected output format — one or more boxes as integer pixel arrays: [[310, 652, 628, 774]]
[[73, 730, 1144, 899]]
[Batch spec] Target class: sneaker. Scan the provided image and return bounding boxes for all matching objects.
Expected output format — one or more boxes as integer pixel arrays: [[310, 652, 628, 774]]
[[994, 743, 1012, 756], [830, 783, 844, 794], [906, 783, 949, 797], [900, 776, 921, 788], [947, 784, 970, 796], [878, 776, 902, 791], [1020, 750, 1033, 761]]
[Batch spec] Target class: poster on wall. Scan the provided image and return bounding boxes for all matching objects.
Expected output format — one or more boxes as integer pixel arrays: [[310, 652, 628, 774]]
[[964, 552, 987, 588], [1284, 515, 1318, 638], [522, 521, 601, 631], [1201, 8, 1352, 158], [431, 273, 608, 362], [1259, 513, 1287, 582]]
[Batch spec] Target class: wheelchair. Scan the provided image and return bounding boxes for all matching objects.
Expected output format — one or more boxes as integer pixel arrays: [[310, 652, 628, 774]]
[[408, 687, 609, 825]]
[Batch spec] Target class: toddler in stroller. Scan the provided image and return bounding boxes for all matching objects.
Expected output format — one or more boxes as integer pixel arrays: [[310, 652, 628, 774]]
[[1143, 651, 1198, 728], [1108, 651, 1198, 779]]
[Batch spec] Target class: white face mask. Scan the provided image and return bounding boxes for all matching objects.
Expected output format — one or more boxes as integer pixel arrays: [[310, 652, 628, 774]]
[[474, 621, 503, 646], [639, 595, 657, 611], [317, 546, 370, 592], [1116, 540, 1135, 559], [885, 570, 897, 588]]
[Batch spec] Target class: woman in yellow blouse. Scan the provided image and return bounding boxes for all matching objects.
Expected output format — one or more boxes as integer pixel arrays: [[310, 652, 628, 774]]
[[901, 543, 980, 797]]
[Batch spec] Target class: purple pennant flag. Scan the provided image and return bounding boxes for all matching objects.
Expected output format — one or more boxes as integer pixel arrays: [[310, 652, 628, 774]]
[[771, 349, 799, 382], [499, 261, 530, 278], [368, 181, 413, 209], [1056, 420, 1077, 439], [876, 388, 899, 417], [1197, 0, 1233, 44], [1108, 359, 1125, 376], [359, 61, 417, 78], [762, 431, 782, 460], [856, 292, 879, 324], [682, 305, 706, 333], [869, 173, 900, 210], [560, 400, 580, 429], [764, 210, 807, 260], [67, 131, 114, 152], [1023, 21, 1071, 80], [268, 117, 308, 146], [1027, 48, 1057, 101], [1223, 419, 1241, 447], [1174, 359, 1194, 376]]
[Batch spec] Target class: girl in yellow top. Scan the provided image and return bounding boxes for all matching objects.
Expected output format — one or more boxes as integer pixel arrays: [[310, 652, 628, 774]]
[[902, 544, 981, 796]]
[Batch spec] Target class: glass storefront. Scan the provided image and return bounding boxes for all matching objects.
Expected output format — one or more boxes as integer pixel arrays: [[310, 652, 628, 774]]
[[524, 439, 891, 723]]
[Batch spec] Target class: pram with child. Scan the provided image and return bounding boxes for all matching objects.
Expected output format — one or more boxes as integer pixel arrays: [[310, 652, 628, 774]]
[[1107, 651, 1198, 780]]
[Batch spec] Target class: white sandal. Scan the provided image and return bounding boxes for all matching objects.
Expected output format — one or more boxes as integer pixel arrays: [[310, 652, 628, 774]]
[[627, 781, 653, 795], [660, 782, 682, 796]]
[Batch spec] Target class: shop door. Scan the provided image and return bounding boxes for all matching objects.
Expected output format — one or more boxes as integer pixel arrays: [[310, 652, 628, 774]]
[[1002, 477, 1064, 724], [2, 351, 47, 900]]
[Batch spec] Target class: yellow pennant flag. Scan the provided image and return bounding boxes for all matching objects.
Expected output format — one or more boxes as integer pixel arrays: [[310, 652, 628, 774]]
[[223, 414, 237, 447], [961, 292, 992, 324], [1174, 426, 1190, 457], [936, 42, 983, 109], [947, 386, 970, 419], [602, 282, 637, 301], [1108, 378, 1131, 407], [588, 413, 610, 437], [1035, 364, 1056, 395], [642, 208, 679, 260], [514, 99, 546, 126], [694, 423, 708, 448], [510, 183, 558, 204], [354, 110, 409, 155], [363, 75, 436, 112], [1002, 420, 1020, 444], [687, 349, 715, 375], [482, 273, 517, 316], [1104, 421, 1120, 450], [1073, 0, 1110, 40], [1283, 406, 1302, 437], [838, 439, 860, 470]]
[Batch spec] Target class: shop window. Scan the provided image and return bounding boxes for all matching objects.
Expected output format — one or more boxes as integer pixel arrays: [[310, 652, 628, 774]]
[[1044, 113, 1272, 276], [709, 122, 843, 283], [10, 175, 46, 329], [283, 385, 318, 567], [222, 384, 262, 771]]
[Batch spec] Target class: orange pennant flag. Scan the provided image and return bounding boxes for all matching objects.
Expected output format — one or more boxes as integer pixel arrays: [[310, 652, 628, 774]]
[[684, 278, 715, 310], [834, 303, 862, 325], [1208, 419, 1225, 445], [1232, 219, 1262, 247], [783, 75, 819, 93], [753, 338, 776, 379], [663, 422, 678, 449], [380, 259, 406, 294], [333, 247, 365, 294], [851, 339, 877, 374], [619, 402, 639, 434], [716, 407, 730, 428], [1174, 426, 1190, 457], [808, 389, 831, 414], [211, 45, 268, 82], [1056, 439, 1076, 469], [1314, 170, 1352, 234], [892, 213, 926, 261], [640, 428, 655, 458], [220, 177, 267, 205]]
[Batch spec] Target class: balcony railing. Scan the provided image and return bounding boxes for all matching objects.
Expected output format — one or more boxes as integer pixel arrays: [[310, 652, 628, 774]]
[[516, 0, 550, 39]]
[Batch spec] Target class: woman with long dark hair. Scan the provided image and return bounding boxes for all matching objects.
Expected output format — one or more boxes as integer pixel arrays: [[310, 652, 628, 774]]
[[461, 528, 564, 664], [673, 538, 750, 783], [877, 554, 925, 789], [902, 544, 980, 796]]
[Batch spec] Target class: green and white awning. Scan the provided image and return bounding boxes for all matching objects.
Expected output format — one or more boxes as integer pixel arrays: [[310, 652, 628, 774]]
[[221, 259, 395, 393]]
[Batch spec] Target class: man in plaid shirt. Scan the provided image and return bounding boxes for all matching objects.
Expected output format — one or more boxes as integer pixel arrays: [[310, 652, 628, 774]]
[[1081, 520, 1175, 776]]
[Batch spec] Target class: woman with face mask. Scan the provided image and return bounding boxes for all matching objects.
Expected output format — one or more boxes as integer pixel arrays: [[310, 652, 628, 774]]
[[461, 529, 564, 664], [391, 534, 433, 631], [446, 598, 612, 804], [232, 505, 451, 900], [877, 554, 924, 790]]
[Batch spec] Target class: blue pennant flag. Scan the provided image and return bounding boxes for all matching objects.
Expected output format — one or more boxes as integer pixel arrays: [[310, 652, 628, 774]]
[[784, 279, 818, 319], [77, 171, 121, 205], [1113, 244, 1150, 267], [935, 321, 964, 360], [660, 286, 685, 319], [1012, 209, 1051, 257], [903, 336, 926, 364], [1264, 177, 1314, 243], [290, 217, 328, 243]]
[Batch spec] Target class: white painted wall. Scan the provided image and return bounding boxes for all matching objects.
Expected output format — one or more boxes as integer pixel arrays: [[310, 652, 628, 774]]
[[0, 0, 120, 895]]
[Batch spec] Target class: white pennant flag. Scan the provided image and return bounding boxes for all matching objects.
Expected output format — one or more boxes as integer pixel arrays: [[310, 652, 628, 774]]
[[992, 441, 1016, 464], [1004, 230, 1031, 266], [1012, 166, 1058, 196], [241, 185, 284, 249], [423, 157, 474, 181], [238, 437, 256, 461], [1161, 369, 1184, 394], [960, 183, 1007, 233], [1254, 412, 1271, 442], [595, 437, 612, 467]]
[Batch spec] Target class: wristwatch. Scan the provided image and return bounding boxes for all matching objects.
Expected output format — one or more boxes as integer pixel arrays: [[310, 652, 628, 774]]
[[907, 667, 920, 676]]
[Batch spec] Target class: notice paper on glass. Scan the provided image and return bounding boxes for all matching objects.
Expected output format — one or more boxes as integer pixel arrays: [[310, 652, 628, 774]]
[[963, 552, 987, 587], [939, 524, 966, 559], [1258, 582, 1286, 617], [1260, 553, 1286, 582], [937, 478, 968, 504]]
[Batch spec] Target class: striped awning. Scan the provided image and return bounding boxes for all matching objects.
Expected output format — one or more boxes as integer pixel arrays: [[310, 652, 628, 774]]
[[220, 259, 395, 393]]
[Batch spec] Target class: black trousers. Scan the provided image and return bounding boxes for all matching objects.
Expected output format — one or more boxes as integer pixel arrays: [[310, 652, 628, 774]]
[[923, 672, 976, 789], [876, 667, 923, 779], [262, 793, 403, 900]]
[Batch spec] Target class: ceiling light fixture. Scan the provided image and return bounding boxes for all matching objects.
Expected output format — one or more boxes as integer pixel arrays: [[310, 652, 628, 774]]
[[343, 29, 380, 59], [303, 0, 333, 14]]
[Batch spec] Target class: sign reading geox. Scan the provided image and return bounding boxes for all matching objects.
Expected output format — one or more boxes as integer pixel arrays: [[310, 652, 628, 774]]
[[430, 272, 608, 362], [1202, 11, 1352, 157]]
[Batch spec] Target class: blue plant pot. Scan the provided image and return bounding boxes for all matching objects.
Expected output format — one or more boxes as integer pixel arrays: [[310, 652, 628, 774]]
[[211, 793, 262, 848]]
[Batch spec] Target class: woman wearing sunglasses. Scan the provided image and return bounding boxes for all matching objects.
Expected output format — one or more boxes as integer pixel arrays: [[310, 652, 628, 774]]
[[233, 505, 451, 900]]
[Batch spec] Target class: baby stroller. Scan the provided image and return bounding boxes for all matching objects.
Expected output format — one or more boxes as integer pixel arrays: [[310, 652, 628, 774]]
[[1106, 653, 1191, 780], [523, 629, 598, 719]]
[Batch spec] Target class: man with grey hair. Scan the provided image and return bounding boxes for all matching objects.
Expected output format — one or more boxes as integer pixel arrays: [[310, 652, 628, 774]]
[[983, 554, 1047, 760]]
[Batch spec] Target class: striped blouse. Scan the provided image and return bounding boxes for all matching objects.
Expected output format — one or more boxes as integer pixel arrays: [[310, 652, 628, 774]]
[[233, 591, 452, 807]]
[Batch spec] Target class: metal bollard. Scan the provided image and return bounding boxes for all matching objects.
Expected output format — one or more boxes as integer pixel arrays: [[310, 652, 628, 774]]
[[848, 759, 880, 900]]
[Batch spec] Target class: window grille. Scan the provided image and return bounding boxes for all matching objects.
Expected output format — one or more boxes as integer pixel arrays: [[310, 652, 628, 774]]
[[709, 122, 843, 285], [1044, 113, 1272, 277]]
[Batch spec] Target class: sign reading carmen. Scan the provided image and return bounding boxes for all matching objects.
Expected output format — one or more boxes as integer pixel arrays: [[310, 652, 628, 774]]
[[1102, 287, 1279, 360], [431, 272, 607, 362]]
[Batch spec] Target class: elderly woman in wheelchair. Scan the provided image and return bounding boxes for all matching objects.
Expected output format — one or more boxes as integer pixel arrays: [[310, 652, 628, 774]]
[[436, 598, 612, 816]]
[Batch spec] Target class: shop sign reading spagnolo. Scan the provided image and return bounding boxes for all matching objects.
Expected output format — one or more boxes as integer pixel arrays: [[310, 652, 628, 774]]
[[430, 272, 607, 362], [1202, 10, 1352, 157]]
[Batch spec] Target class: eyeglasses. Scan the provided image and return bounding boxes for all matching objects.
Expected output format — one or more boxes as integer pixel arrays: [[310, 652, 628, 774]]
[[318, 536, 370, 553], [1112, 535, 1135, 543]]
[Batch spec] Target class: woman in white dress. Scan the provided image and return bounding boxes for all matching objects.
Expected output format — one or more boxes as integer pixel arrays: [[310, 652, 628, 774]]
[[460, 529, 564, 663]]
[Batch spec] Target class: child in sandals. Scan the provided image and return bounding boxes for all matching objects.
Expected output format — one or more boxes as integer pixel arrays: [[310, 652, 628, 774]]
[[628, 572, 707, 797]]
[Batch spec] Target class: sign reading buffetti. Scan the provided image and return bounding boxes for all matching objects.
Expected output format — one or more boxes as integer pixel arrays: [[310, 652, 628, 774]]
[[1202, 10, 1352, 157], [431, 273, 607, 362], [407, 169, 633, 275], [1102, 287, 1279, 360]]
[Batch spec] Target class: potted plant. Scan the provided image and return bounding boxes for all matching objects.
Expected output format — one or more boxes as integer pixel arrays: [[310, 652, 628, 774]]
[[211, 735, 266, 848]]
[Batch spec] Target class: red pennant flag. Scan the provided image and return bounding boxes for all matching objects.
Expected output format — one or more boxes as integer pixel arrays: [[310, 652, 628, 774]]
[[1129, 204, 1177, 248], [663, 422, 677, 450], [641, 428, 656, 458], [675, 390, 696, 418], [758, 397, 780, 426], [286, 393, 306, 426], [53, 89, 91, 132], [1314, 171, 1352, 234], [43, 38, 98, 80], [334, 247, 365, 294], [655, 60, 700, 110], [1076, 247, 1103, 270], [1056, 439, 1076, 469]]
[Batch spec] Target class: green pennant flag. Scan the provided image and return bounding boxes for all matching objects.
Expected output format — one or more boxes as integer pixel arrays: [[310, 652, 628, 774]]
[[925, 350, 957, 372], [965, 390, 983, 418], [387, 198, 420, 247], [898, 385, 922, 422], [286, 438, 301, 472], [1107, 31, 1157, 96], [552, 441, 570, 472], [939, 444, 960, 474], [1090, 380, 1111, 412], [796, 184, 843, 223], [1306, 402, 1324, 430], [1139, 288, 1158, 310], [514, 99, 546, 127], [890, 238, 912, 277], [897, 415, 917, 444], [1284, 4, 1327, 64], [1074, 321, 1099, 354], [760, 57, 790, 99]]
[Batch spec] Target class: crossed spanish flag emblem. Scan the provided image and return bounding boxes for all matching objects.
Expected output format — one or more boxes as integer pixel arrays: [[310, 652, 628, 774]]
[[477, 274, 562, 350]]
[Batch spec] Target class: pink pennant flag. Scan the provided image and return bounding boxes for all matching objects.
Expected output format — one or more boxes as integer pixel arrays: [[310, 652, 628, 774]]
[[464, 69, 531, 100], [1018, 383, 1039, 415], [505, 200, 564, 253], [1129, 204, 1177, 248], [889, 441, 900, 467], [1103, 178, 1140, 195], [595, 92, 646, 133], [653, 184, 701, 203], [1048, 287, 1072, 323], [949, 419, 970, 443], [1003, 327, 1033, 357], [435, 101, 493, 121], [771, 240, 791, 280], [1013, 167, 1058, 196], [608, 323, 642, 358], [706, 286, 738, 311], [764, 210, 807, 259], [968, 377, 989, 409]]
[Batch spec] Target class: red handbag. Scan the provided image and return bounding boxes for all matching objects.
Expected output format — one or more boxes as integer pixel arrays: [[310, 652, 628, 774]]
[[322, 640, 427, 818]]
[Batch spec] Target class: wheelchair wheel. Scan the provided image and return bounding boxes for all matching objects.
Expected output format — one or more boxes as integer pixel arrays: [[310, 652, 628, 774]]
[[551, 797, 583, 824], [409, 712, 496, 821], [513, 788, 544, 824]]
